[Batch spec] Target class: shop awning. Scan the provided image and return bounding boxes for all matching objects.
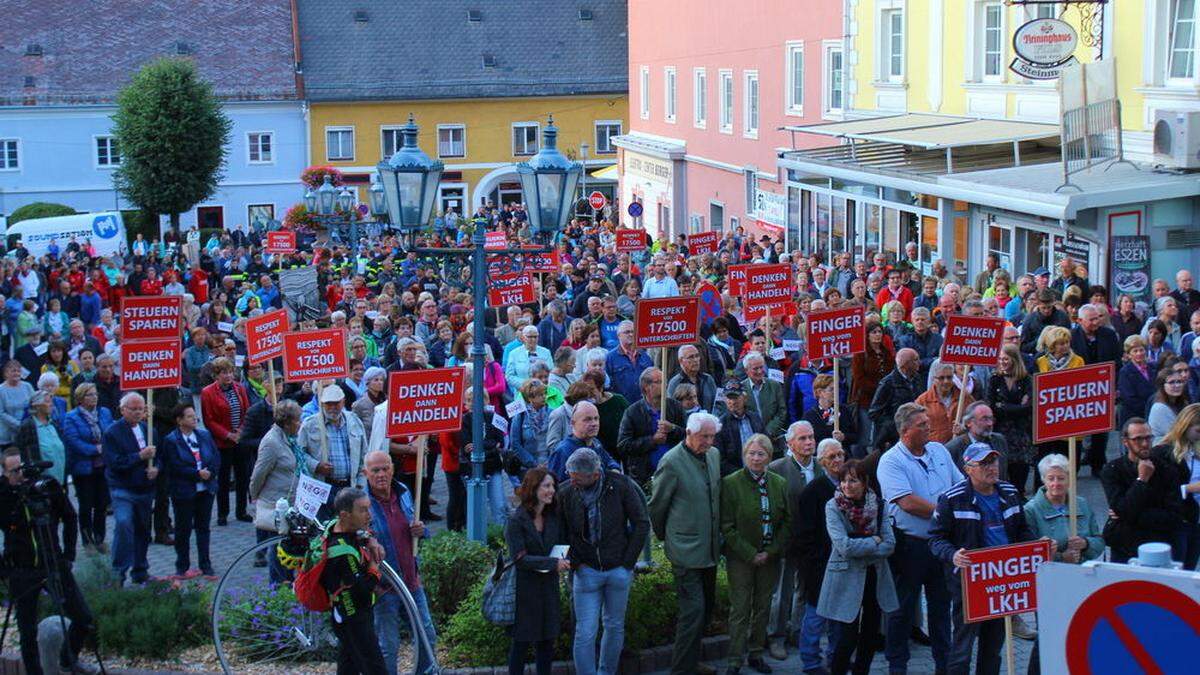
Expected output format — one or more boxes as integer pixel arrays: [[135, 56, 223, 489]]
[[590, 164, 619, 181], [783, 113, 1059, 150]]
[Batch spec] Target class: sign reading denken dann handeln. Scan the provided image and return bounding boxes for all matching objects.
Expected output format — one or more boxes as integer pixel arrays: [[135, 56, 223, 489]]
[[635, 297, 700, 350], [961, 540, 1054, 622], [121, 338, 182, 390], [941, 315, 1006, 367], [743, 264, 793, 321], [387, 367, 466, 437], [806, 306, 866, 360], [1033, 362, 1115, 444]]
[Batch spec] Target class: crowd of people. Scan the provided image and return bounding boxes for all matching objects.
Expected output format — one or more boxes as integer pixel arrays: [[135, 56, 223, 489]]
[[2, 208, 1199, 675]]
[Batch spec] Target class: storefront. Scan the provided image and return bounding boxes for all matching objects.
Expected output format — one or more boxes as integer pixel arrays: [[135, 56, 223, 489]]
[[612, 133, 687, 239]]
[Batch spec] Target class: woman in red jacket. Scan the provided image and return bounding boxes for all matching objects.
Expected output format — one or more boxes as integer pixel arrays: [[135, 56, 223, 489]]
[[199, 357, 251, 525]]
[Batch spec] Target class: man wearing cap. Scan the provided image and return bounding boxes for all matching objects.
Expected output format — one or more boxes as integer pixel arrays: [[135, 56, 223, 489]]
[[1018, 288, 1070, 356], [714, 381, 765, 476], [299, 385, 368, 519], [929, 442, 1044, 675]]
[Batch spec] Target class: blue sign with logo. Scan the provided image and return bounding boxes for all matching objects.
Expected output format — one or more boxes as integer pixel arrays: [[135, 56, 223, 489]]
[[627, 201, 643, 218], [92, 214, 120, 239]]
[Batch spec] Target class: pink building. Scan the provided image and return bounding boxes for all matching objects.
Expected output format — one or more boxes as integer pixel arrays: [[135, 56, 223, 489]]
[[615, 0, 843, 249]]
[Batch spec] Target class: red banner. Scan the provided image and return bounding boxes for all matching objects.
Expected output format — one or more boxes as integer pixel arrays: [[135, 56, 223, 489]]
[[728, 264, 750, 296], [282, 329, 349, 383], [806, 306, 866, 360], [121, 296, 182, 341], [743, 264, 794, 321], [1033, 363, 1116, 443], [941, 315, 1006, 367], [635, 297, 700, 350], [484, 231, 507, 250], [265, 230, 297, 255], [615, 229, 646, 253], [520, 247, 561, 273], [961, 540, 1053, 623], [688, 231, 721, 256], [387, 367, 466, 437], [120, 338, 182, 390], [488, 272, 536, 307], [245, 308, 289, 365]]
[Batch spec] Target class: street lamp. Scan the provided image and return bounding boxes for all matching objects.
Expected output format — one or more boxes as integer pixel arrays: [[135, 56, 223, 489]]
[[304, 176, 358, 245], [317, 176, 337, 215], [368, 175, 389, 235], [377, 113, 445, 247], [515, 115, 583, 239], [303, 187, 317, 213]]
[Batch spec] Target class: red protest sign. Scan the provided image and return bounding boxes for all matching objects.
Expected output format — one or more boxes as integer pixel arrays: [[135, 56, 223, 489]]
[[615, 229, 646, 253], [484, 231, 507, 250], [520, 247, 561, 273], [961, 540, 1053, 623], [743, 264, 794, 321], [488, 272, 536, 307], [635, 297, 700, 350], [806, 306, 866, 360], [1032, 362, 1116, 443], [120, 338, 182, 390], [728, 264, 750, 296], [245, 308, 289, 365], [281, 329, 349, 383], [121, 296, 182, 341], [387, 367, 466, 437], [265, 230, 297, 255], [941, 315, 1006, 367], [688, 231, 721, 256]]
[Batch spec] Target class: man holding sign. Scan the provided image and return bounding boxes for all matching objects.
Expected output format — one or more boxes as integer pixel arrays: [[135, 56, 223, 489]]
[[298, 386, 369, 520]]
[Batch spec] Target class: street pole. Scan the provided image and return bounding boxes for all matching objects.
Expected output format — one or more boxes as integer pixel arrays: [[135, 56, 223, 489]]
[[466, 224, 490, 541], [580, 143, 589, 223]]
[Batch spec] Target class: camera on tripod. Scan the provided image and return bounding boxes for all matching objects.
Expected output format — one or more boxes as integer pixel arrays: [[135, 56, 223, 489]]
[[10, 460, 60, 524]]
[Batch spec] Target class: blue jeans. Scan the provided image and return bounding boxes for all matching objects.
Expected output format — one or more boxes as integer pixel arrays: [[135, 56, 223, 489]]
[[572, 565, 634, 675], [374, 586, 437, 675], [885, 532, 951, 673], [255, 528, 292, 585], [486, 473, 509, 526], [799, 602, 835, 671], [110, 488, 153, 584]]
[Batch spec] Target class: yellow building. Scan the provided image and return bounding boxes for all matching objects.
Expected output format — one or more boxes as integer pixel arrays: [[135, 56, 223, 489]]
[[296, 0, 629, 215]]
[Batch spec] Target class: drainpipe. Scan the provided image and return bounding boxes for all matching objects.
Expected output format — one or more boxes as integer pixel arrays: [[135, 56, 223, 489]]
[[843, 0, 853, 115]]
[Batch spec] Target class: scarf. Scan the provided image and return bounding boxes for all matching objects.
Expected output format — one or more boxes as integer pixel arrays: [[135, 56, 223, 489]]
[[285, 432, 310, 477], [748, 469, 774, 548], [78, 406, 101, 442], [1048, 352, 1072, 371], [834, 486, 879, 537], [580, 472, 605, 545]]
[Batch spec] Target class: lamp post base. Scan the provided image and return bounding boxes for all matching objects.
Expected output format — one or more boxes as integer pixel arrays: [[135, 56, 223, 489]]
[[465, 475, 489, 542]]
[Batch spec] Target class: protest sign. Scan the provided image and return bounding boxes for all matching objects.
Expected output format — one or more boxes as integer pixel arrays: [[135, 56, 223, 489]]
[[245, 308, 288, 365], [282, 329, 349, 383], [294, 474, 332, 521], [484, 231, 507, 250], [488, 272, 536, 307], [742, 264, 794, 321], [615, 229, 646, 253], [120, 338, 182, 390], [941, 315, 1006, 367], [961, 540, 1053, 622], [386, 367, 466, 437], [635, 297, 700, 350], [121, 295, 182, 341], [806, 306, 866, 360], [265, 230, 297, 255], [688, 231, 721, 255], [520, 247, 561, 273], [1032, 363, 1116, 444], [728, 264, 750, 296]]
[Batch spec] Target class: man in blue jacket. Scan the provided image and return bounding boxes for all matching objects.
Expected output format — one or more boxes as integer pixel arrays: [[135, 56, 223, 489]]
[[548, 402, 620, 482], [102, 392, 159, 585]]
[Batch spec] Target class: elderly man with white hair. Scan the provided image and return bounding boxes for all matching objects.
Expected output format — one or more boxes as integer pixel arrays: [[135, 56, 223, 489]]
[[1070, 303, 1123, 476], [741, 352, 787, 450], [667, 344, 718, 413], [102, 392, 159, 586], [649, 411, 723, 675], [504, 325, 553, 396]]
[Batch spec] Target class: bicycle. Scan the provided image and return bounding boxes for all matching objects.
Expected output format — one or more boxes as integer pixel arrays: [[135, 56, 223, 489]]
[[211, 502, 439, 673]]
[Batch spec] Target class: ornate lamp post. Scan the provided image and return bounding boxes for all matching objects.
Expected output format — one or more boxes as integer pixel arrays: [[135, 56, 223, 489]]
[[516, 115, 583, 241], [377, 114, 445, 248], [368, 175, 389, 236], [305, 175, 358, 245]]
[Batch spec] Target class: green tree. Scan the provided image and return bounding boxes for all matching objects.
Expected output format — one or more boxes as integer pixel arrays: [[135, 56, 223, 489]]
[[112, 57, 231, 236], [7, 201, 76, 225]]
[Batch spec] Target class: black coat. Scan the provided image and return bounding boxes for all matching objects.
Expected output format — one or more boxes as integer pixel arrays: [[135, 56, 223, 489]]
[[558, 471, 650, 571], [714, 408, 765, 476], [616, 398, 686, 486], [867, 369, 921, 451], [503, 507, 566, 642], [986, 373, 1034, 463], [802, 404, 858, 450], [1071, 325, 1122, 366], [1100, 454, 1185, 560], [239, 399, 275, 457], [1019, 308, 1070, 355], [794, 473, 837, 606], [1153, 444, 1200, 526]]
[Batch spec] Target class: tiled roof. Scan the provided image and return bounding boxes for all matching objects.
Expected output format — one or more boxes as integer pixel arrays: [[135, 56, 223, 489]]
[[0, 0, 299, 106], [297, 0, 628, 102]]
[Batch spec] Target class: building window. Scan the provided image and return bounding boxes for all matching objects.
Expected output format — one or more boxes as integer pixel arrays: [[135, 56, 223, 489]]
[[381, 127, 403, 158], [1170, 0, 1199, 80], [512, 122, 539, 156], [719, 69, 734, 133], [96, 136, 121, 167], [438, 125, 466, 158], [883, 9, 904, 80], [744, 169, 758, 216], [594, 121, 621, 154], [0, 139, 16, 170], [982, 2, 1004, 80], [1032, 2, 1058, 19], [664, 67, 677, 122], [743, 71, 759, 138], [824, 44, 844, 116], [694, 68, 708, 128], [247, 132, 272, 164], [640, 66, 650, 119], [325, 127, 354, 161], [786, 43, 804, 114]]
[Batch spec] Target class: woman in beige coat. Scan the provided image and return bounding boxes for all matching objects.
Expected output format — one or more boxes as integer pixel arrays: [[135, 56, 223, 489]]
[[248, 399, 306, 583]]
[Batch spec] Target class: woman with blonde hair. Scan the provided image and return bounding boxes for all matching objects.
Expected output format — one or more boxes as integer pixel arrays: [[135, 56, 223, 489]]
[[1153, 403, 1200, 569], [1035, 325, 1084, 373], [1118, 335, 1157, 428]]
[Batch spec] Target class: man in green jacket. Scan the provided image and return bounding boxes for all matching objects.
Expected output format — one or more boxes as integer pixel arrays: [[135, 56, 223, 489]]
[[742, 352, 787, 452], [649, 411, 722, 675]]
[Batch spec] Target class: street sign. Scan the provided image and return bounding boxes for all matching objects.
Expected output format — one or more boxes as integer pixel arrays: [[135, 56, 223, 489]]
[[635, 296, 700, 350], [120, 338, 182, 390], [245, 308, 288, 365], [282, 328, 349, 383], [488, 271, 536, 307], [484, 231, 506, 250], [588, 191, 607, 211], [806, 306, 866, 360], [265, 230, 297, 255], [615, 229, 646, 253], [627, 201, 643, 218], [1032, 362, 1116, 443], [386, 367, 466, 437], [1038, 561, 1200, 674], [688, 231, 721, 256], [960, 540, 1053, 623], [121, 295, 182, 341], [742, 263, 794, 321], [941, 315, 1006, 367], [696, 281, 722, 326]]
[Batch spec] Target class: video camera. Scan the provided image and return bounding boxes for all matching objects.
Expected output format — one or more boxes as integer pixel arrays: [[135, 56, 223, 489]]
[[8, 460, 60, 524]]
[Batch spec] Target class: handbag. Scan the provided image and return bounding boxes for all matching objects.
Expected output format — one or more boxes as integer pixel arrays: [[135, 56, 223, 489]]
[[481, 550, 522, 626]]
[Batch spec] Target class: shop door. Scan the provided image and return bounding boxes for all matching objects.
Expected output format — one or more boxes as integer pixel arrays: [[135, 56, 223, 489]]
[[1015, 228, 1051, 277]]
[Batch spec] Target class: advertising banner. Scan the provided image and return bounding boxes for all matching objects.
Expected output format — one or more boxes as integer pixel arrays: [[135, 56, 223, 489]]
[[282, 329, 349, 383], [120, 338, 182, 390], [386, 367, 467, 437], [961, 540, 1054, 623], [488, 272, 536, 307], [806, 306, 866, 360], [941, 315, 1007, 367], [121, 296, 183, 341], [245, 308, 289, 365], [635, 297, 701, 350], [1032, 363, 1116, 443], [1109, 235, 1150, 305]]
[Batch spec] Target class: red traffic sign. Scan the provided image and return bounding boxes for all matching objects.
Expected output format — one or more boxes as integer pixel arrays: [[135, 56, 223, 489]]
[[743, 263, 794, 321], [387, 367, 466, 437], [941, 315, 1006, 367], [484, 231, 507, 250], [1065, 579, 1200, 674], [1032, 362, 1116, 444], [588, 191, 607, 210], [121, 295, 182, 341], [728, 264, 750, 296], [961, 540, 1053, 623], [245, 308, 289, 365], [281, 328, 349, 383], [120, 338, 182, 391], [488, 271, 536, 307], [635, 296, 700, 350], [807, 306, 866, 360], [265, 230, 297, 255], [615, 228, 646, 253], [688, 231, 721, 256]]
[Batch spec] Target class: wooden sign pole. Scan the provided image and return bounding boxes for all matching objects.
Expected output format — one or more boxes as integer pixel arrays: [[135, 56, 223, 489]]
[[412, 435, 427, 551], [1004, 616, 1015, 675], [1068, 436, 1078, 538], [146, 389, 155, 467], [832, 359, 841, 435], [955, 365, 970, 428], [267, 361, 279, 407]]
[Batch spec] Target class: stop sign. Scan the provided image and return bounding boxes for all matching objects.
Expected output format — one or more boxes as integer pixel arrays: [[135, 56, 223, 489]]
[[588, 191, 607, 210]]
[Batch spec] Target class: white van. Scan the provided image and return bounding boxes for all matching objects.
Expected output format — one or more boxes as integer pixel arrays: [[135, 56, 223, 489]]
[[6, 211, 126, 258]]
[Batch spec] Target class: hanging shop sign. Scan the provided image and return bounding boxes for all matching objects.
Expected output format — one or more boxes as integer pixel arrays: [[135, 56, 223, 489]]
[[1009, 18, 1079, 80]]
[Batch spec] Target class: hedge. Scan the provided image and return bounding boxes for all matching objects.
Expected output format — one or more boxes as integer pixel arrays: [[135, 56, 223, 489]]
[[7, 202, 76, 225]]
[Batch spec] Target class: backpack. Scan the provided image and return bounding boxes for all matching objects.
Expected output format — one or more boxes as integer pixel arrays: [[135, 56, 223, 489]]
[[293, 524, 371, 612]]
